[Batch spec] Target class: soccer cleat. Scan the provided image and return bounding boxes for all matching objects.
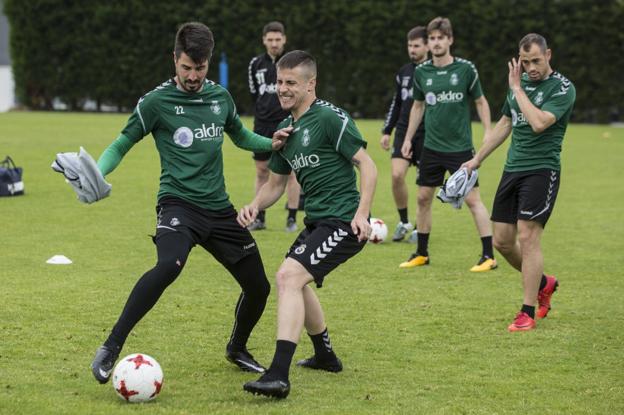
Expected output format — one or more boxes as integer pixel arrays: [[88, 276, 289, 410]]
[[91, 345, 120, 384], [407, 230, 418, 244], [537, 275, 559, 319], [285, 217, 298, 233], [226, 348, 266, 373], [392, 222, 414, 242], [399, 254, 429, 268], [296, 355, 343, 373], [247, 219, 266, 231], [507, 311, 536, 332], [470, 257, 498, 272], [243, 375, 290, 399]]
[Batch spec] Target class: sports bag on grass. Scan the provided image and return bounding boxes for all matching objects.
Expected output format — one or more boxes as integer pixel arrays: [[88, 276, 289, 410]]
[[0, 156, 24, 196]]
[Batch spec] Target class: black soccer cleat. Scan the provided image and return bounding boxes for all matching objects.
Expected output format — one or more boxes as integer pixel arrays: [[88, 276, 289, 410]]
[[296, 355, 343, 373], [243, 377, 290, 399], [226, 348, 266, 373], [91, 345, 120, 384]]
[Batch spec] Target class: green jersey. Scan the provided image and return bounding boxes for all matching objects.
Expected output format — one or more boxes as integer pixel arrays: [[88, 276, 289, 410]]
[[269, 99, 366, 222], [121, 78, 248, 210], [502, 71, 576, 172], [413, 57, 483, 152]]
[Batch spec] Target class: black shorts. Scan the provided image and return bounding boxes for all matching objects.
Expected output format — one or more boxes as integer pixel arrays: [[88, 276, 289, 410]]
[[391, 128, 424, 167], [155, 196, 259, 265], [252, 124, 279, 161], [285, 219, 366, 288], [491, 169, 560, 227], [417, 147, 478, 187]]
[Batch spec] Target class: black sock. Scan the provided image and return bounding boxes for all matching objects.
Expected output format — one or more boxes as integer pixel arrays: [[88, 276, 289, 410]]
[[257, 210, 266, 222], [309, 328, 336, 360], [521, 304, 535, 319], [417, 232, 429, 257], [481, 236, 494, 259], [398, 208, 408, 224], [104, 334, 123, 354], [266, 340, 297, 381], [288, 208, 297, 220], [539, 274, 548, 290]]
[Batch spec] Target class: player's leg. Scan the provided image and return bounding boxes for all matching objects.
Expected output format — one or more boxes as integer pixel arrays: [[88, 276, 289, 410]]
[[296, 285, 343, 372], [285, 172, 300, 232], [222, 251, 271, 373], [390, 157, 413, 241], [200, 210, 270, 372], [250, 153, 271, 230], [390, 129, 414, 241], [507, 219, 543, 332], [399, 185, 434, 267], [492, 221, 521, 271], [464, 187, 497, 272], [244, 258, 313, 398], [91, 231, 193, 384]]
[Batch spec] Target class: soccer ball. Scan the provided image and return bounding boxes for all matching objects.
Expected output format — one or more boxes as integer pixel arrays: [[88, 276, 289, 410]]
[[368, 218, 388, 244], [112, 353, 164, 403]]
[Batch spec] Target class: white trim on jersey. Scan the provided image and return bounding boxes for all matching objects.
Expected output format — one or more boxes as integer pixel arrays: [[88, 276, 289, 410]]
[[136, 105, 147, 135], [248, 57, 258, 95], [335, 116, 349, 152]]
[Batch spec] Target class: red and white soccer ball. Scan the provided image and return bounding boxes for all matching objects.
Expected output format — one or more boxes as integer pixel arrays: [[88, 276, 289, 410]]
[[368, 218, 388, 244], [112, 353, 164, 403]]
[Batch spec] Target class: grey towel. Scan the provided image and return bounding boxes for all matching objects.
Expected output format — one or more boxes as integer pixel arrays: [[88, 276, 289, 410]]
[[437, 167, 478, 209], [51, 147, 111, 204]]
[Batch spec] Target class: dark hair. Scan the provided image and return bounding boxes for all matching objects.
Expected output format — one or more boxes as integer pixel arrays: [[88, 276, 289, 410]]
[[427, 16, 453, 38], [276, 50, 317, 77], [263, 21, 285, 36], [519, 33, 548, 53], [407, 26, 427, 42], [174, 22, 214, 63]]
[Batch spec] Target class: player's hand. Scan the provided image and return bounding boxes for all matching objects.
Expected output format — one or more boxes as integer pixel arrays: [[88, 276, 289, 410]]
[[508, 57, 522, 91], [401, 139, 412, 159], [380, 134, 390, 151], [237, 204, 259, 227], [271, 126, 293, 151], [351, 212, 371, 242], [461, 158, 480, 175]]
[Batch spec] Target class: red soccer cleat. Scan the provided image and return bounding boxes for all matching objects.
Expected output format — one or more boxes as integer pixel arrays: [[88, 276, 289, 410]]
[[508, 311, 536, 332], [537, 275, 559, 319]]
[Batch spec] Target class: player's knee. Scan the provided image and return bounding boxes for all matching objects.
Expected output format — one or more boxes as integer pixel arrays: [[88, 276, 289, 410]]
[[493, 235, 513, 253], [391, 170, 406, 184], [154, 258, 185, 281], [275, 267, 302, 293], [417, 193, 432, 208]]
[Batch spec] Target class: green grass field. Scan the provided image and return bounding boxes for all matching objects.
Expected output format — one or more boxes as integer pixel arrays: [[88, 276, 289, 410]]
[[1, 112, 623, 414]]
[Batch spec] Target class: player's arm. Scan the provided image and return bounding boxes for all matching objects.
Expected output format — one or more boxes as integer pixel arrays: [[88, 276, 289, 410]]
[[237, 172, 289, 227], [380, 74, 402, 150], [351, 148, 377, 241], [462, 115, 512, 174], [96, 134, 136, 176], [401, 100, 424, 158], [474, 95, 492, 133], [228, 125, 291, 152], [509, 58, 556, 133]]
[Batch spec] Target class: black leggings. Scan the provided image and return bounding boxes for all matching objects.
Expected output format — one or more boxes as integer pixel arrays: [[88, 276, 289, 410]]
[[107, 231, 270, 351]]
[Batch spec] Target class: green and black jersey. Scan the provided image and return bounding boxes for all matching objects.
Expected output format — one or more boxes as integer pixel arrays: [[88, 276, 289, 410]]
[[121, 79, 256, 210], [413, 57, 483, 152], [269, 99, 367, 222], [502, 71, 576, 172]]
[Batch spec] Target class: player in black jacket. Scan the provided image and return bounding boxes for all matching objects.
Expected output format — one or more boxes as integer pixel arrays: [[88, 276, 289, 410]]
[[380, 26, 429, 242], [247, 21, 301, 232]]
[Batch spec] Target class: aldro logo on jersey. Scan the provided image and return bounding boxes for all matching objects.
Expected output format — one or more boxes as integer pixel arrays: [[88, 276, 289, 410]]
[[173, 123, 224, 147], [425, 91, 464, 106], [510, 109, 527, 127], [288, 153, 320, 171]]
